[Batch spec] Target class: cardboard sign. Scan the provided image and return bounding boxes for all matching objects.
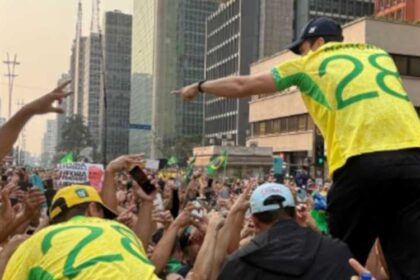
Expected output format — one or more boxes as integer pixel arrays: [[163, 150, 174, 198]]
[[56, 162, 104, 191]]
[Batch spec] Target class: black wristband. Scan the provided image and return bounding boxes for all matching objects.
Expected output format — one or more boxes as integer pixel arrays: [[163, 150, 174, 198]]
[[197, 80, 207, 93]]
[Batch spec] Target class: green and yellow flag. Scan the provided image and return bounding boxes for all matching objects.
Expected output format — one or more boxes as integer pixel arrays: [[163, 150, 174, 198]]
[[207, 150, 228, 176], [60, 152, 74, 164], [167, 156, 178, 166]]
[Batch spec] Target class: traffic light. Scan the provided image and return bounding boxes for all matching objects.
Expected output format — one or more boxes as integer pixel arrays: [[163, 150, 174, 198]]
[[314, 128, 325, 167]]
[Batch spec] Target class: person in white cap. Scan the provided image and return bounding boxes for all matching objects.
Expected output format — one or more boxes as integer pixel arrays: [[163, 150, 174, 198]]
[[218, 183, 353, 280]]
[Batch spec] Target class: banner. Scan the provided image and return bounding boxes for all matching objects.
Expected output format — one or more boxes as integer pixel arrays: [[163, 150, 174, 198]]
[[56, 162, 104, 191]]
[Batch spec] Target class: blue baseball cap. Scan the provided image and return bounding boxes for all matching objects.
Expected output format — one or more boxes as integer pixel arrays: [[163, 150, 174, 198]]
[[250, 183, 295, 214], [287, 17, 343, 55]]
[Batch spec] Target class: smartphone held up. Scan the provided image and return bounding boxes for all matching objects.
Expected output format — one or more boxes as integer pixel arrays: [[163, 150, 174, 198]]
[[129, 166, 156, 195]]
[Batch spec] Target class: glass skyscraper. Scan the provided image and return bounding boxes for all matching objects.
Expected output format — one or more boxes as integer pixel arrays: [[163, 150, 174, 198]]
[[129, 0, 155, 158]]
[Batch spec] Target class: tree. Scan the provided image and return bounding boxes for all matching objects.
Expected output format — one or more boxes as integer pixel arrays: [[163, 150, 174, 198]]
[[157, 135, 202, 166], [54, 115, 93, 163]]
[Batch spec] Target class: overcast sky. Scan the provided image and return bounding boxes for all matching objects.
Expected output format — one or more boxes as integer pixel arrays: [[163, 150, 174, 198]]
[[0, 0, 133, 157]]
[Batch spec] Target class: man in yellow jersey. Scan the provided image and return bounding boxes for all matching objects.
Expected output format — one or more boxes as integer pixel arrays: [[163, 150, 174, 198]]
[[2, 185, 160, 280], [173, 17, 420, 279]]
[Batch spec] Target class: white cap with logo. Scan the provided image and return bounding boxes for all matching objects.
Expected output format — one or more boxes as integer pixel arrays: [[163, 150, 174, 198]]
[[250, 183, 296, 214]]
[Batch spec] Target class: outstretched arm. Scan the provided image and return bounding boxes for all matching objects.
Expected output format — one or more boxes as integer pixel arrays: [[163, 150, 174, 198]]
[[0, 81, 71, 160], [173, 73, 276, 101]]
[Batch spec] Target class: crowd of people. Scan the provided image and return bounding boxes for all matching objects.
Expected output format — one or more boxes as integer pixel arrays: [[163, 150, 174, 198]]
[[2, 15, 420, 280]]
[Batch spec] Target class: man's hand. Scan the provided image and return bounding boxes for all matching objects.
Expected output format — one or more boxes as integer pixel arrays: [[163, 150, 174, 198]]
[[0, 184, 17, 225], [349, 258, 375, 280], [23, 188, 46, 217], [117, 205, 137, 228], [106, 154, 145, 174], [172, 83, 200, 102], [207, 211, 225, 231], [132, 181, 156, 203], [23, 81, 72, 115], [173, 203, 194, 229], [230, 183, 252, 214]]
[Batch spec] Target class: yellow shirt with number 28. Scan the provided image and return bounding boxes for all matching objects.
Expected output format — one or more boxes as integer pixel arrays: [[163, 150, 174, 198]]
[[3, 216, 160, 280], [272, 42, 420, 175]]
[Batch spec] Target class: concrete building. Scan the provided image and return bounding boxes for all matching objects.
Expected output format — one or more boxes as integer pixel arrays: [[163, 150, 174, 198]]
[[99, 11, 132, 163], [83, 33, 102, 147], [41, 119, 58, 167], [295, 0, 375, 35], [204, 0, 260, 147], [247, 18, 420, 176], [375, 0, 420, 22], [193, 145, 273, 177]]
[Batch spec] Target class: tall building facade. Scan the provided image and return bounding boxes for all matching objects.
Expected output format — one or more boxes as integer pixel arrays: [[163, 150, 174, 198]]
[[56, 73, 71, 149], [174, 0, 220, 139], [129, 0, 155, 158], [99, 11, 132, 163], [259, 0, 294, 59], [375, 0, 420, 21], [69, 37, 87, 116], [83, 33, 102, 147], [41, 120, 58, 167], [130, 0, 219, 158], [295, 0, 375, 36], [204, 0, 260, 146]]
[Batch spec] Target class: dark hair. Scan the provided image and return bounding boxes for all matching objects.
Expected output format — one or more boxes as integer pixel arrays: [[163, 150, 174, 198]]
[[50, 202, 100, 224], [307, 35, 344, 45], [253, 207, 295, 224], [252, 195, 295, 224]]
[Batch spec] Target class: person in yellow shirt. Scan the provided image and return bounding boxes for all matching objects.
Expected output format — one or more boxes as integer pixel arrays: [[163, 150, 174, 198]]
[[174, 17, 420, 279], [2, 185, 160, 280]]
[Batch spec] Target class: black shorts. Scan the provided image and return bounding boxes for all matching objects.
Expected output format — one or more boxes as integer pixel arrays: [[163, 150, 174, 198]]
[[328, 148, 420, 280]]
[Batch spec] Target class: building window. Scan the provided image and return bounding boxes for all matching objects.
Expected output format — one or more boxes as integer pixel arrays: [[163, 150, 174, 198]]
[[251, 114, 314, 137], [391, 53, 420, 77]]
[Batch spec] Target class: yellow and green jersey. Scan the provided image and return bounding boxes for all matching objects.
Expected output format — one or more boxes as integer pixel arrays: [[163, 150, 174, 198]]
[[3, 216, 159, 280], [272, 42, 420, 175]]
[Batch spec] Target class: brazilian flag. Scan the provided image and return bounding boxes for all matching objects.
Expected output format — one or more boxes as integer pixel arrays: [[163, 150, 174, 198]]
[[207, 150, 228, 177], [167, 156, 178, 166], [185, 156, 196, 182], [60, 152, 74, 164]]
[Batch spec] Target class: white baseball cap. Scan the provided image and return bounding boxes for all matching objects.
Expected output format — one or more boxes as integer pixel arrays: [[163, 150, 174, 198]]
[[250, 183, 295, 214]]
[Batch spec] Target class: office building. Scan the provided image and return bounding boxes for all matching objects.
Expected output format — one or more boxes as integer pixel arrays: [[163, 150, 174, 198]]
[[375, 0, 420, 21], [129, 0, 155, 158], [99, 11, 132, 163], [56, 73, 71, 148], [204, 0, 260, 146], [247, 18, 420, 176], [174, 1, 220, 140], [130, 0, 219, 158], [83, 33, 102, 146], [295, 0, 375, 36], [259, 0, 294, 58], [41, 119, 58, 167], [69, 37, 87, 116]]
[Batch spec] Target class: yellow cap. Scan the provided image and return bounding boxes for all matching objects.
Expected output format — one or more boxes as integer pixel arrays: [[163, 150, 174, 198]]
[[50, 185, 117, 220]]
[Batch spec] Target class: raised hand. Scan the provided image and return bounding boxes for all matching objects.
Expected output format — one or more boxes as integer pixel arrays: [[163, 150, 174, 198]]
[[231, 183, 252, 214], [0, 184, 18, 225], [23, 188, 46, 215], [24, 80, 72, 115], [106, 154, 145, 174]]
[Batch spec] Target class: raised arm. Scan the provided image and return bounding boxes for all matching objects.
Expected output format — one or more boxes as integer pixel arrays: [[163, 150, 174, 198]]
[[102, 154, 144, 211], [172, 73, 276, 101], [0, 81, 71, 160]]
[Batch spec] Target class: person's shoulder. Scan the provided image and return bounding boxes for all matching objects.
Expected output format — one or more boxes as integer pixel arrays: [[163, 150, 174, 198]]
[[319, 234, 352, 256]]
